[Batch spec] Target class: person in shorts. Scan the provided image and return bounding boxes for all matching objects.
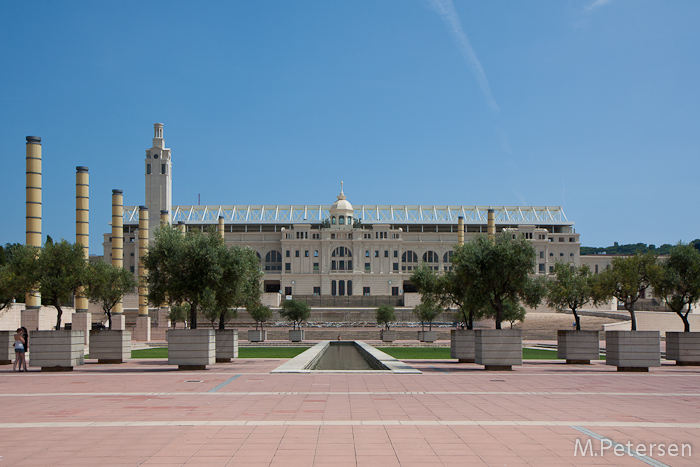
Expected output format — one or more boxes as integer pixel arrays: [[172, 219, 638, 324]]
[[13, 328, 27, 372]]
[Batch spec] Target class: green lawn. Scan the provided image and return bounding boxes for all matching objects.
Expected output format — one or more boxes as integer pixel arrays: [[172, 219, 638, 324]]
[[128, 346, 569, 360]]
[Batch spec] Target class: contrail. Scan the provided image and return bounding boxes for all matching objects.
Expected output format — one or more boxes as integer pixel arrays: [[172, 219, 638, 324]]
[[427, 0, 500, 114]]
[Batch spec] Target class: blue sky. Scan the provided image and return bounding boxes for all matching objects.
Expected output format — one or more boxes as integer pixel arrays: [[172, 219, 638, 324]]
[[1, 0, 698, 254]]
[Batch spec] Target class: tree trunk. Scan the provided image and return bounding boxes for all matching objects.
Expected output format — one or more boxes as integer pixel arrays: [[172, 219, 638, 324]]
[[55, 302, 63, 330], [627, 305, 637, 331], [107, 311, 112, 330], [573, 310, 581, 331], [218, 315, 226, 330], [467, 310, 474, 330], [190, 303, 198, 329], [680, 312, 691, 332]]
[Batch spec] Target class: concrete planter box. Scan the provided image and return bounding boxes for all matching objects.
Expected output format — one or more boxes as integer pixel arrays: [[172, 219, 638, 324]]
[[557, 330, 600, 364], [29, 330, 85, 371], [451, 329, 475, 363], [380, 330, 396, 342], [247, 329, 267, 342], [418, 331, 437, 343], [665, 331, 700, 366], [89, 330, 131, 364], [215, 329, 238, 363], [605, 330, 660, 372], [475, 329, 522, 370], [289, 329, 305, 342], [167, 329, 215, 370], [0, 331, 14, 365]]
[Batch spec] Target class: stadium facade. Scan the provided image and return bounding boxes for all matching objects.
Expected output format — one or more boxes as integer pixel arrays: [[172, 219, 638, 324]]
[[103, 124, 581, 302]]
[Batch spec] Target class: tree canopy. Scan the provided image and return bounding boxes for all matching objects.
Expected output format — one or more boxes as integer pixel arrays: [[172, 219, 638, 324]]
[[0, 243, 36, 312], [279, 299, 310, 330], [413, 298, 442, 331], [375, 304, 396, 331], [592, 252, 659, 331], [143, 225, 262, 329], [37, 237, 88, 330], [650, 243, 700, 332], [546, 263, 593, 330], [84, 260, 136, 329], [247, 303, 273, 330], [451, 233, 544, 329]]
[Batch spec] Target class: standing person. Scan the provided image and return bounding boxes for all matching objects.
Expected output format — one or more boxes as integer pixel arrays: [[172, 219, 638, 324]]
[[13, 328, 27, 372]]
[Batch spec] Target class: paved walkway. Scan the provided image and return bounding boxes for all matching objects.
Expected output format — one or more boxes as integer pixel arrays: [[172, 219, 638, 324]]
[[0, 358, 697, 466]]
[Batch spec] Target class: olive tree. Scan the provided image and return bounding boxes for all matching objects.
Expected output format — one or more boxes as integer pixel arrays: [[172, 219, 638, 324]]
[[650, 243, 700, 332], [592, 252, 659, 331], [37, 237, 88, 330], [411, 263, 484, 330], [546, 263, 593, 330], [451, 233, 544, 329], [413, 298, 442, 332], [279, 299, 310, 330], [144, 225, 262, 329], [375, 304, 396, 331], [84, 260, 137, 329], [0, 243, 37, 312], [247, 303, 273, 330]]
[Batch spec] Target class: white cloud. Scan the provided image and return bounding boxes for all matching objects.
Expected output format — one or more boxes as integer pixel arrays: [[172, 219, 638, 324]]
[[427, 0, 500, 114], [585, 0, 613, 12]]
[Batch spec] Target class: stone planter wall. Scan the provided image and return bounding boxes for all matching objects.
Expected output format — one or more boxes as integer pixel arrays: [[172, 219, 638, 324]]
[[289, 329, 305, 342], [29, 330, 85, 371], [89, 330, 131, 364], [605, 330, 660, 371], [475, 329, 522, 370], [215, 329, 238, 362], [418, 331, 437, 343], [557, 330, 600, 364], [167, 329, 215, 370], [665, 331, 700, 366], [450, 329, 475, 363], [0, 331, 14, 365], [380, 330, 396, 342], [248, 329, 267, 342]]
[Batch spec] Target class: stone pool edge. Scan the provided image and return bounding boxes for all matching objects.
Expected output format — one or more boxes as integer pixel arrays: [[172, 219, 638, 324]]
[[270, 340, 422, 374]]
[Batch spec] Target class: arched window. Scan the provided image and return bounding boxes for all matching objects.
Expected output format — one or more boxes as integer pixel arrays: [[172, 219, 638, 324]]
[[443, 250, 454, 271], [339, 216, 345, 225], [401, 250, 418, 271], [332, 217, 337, 225], [264, 250, 282, 271], [332, 247, 352, 258], [423, 251, 439, 263]]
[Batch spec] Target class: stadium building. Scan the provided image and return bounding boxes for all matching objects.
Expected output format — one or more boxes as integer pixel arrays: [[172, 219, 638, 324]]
[[103, 124, 581, 306]]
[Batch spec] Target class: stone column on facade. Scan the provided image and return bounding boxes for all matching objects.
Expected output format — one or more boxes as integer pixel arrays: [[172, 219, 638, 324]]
[[218, 216, 225, 240], [111, 189, 125, 330], [73, 166, 91, 345], [24, 136, 42, 326], [458, 216, 464, 245], [135, 206, 151, 341]]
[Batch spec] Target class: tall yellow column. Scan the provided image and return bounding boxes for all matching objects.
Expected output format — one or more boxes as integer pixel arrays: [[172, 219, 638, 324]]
[[138, 206, 149, 316], [25, 136, 42, 312], [75, 167, 89, 312], [160, 210, 169, 226], [135, 206, 151, 341], [218, 216, 225, 240], [487, 209, 495, 239], [111, 190, 124, 319], [177, 221, 186, 234], [457, 216, 464, 245]]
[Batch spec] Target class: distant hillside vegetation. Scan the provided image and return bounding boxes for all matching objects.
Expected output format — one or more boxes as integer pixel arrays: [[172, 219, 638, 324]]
[[581, 240, 700, 256]]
